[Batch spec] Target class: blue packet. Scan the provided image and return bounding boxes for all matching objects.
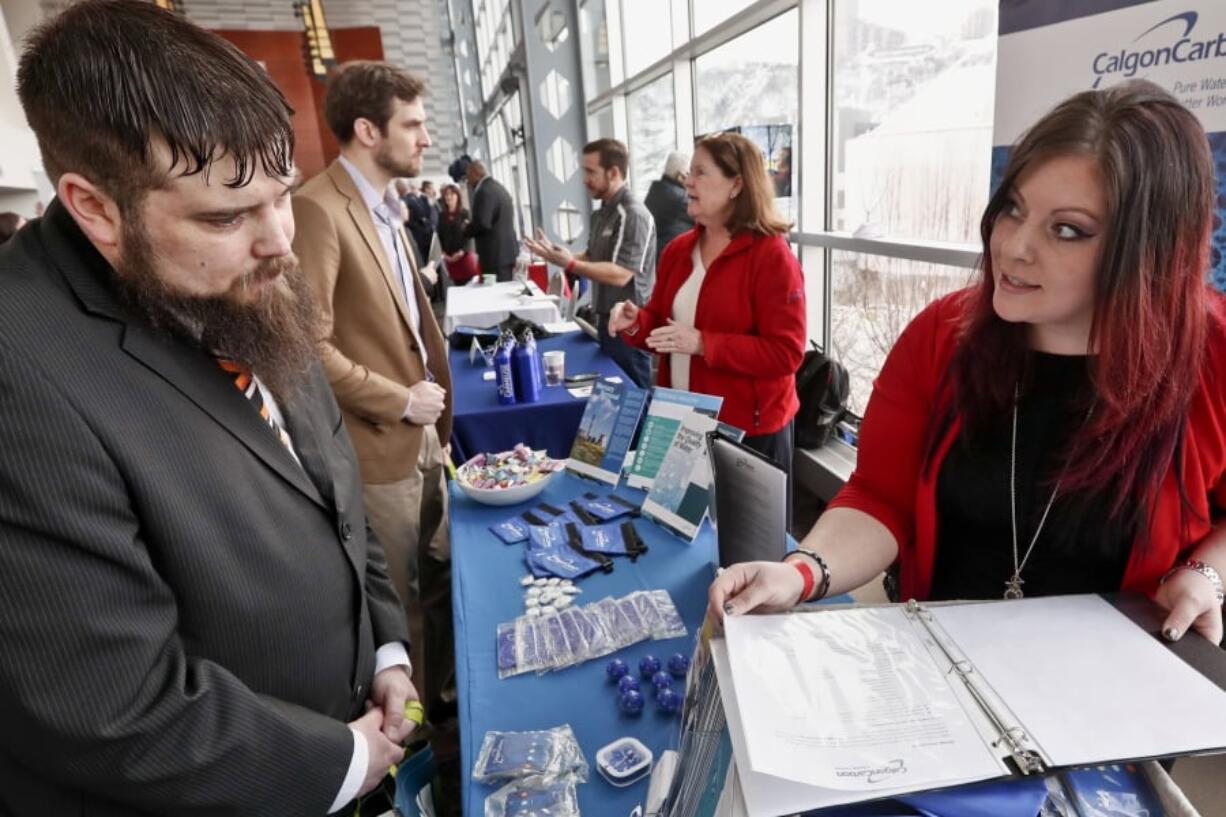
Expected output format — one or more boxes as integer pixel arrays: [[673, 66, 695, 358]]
[[490, 516, 530, 544], [525, 547, 604, 580], [577, 492, 636, 521], [579, 522, 632, 555], [525, 523, 606, 579]]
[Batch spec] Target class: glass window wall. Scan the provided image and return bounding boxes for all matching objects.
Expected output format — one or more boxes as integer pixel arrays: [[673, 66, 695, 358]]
[[830, 251, 975, 413], [693, 10, 799, 223], [621, 0, 673, 77], [692, 0, 754, 35], [831, 0, 997, 243], [627, 72, 676, 198]]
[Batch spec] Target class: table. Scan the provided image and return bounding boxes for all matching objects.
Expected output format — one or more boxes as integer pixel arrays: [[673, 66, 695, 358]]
[[450, 472, 718, 817], [443, 280, 562, 335], [448, 333, 627, 462]]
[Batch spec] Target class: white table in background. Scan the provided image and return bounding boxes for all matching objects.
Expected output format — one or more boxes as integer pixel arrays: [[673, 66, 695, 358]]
[[443, 280, 562, 335]]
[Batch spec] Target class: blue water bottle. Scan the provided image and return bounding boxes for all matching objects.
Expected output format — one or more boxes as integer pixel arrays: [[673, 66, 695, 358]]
[[495, 332, 517, 405], [512, 330, 543, 403]]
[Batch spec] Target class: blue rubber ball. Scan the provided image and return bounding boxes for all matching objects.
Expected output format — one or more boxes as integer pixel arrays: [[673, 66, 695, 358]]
[[638, 654, 661, 678], [657, 687, 682, 713], [606, 659, 629, 681], [617, 675, 641, 694], [619, 689, 645, 714], [668, 653, 690, 677], [651, 670, 673, 690]]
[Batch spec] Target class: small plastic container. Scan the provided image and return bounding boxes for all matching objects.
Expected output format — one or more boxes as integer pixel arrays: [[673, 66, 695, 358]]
[[595, 737, 653, 787]]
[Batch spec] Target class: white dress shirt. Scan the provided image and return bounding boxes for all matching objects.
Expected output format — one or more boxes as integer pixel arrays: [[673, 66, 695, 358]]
[[337, 156, 429, 372]]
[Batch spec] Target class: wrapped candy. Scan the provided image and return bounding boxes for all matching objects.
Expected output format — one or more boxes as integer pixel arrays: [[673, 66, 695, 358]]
[[457, 445, 564, 490]]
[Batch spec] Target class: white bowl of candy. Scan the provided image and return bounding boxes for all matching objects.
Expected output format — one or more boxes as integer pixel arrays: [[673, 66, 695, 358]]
[[455, 445, 565, 506]]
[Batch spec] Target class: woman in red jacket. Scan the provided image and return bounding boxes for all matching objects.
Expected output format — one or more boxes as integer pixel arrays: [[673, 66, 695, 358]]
[[710, 80, 1226, 646], [608, 131, 806, 482]]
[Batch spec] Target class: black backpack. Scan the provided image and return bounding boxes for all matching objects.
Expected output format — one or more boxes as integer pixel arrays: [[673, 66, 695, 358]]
[[794, 342, 850, 448]]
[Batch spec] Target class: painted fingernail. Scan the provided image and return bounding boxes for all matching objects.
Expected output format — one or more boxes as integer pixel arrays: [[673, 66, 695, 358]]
[[1163, 626, 1181, 641], [723, 602, 735, 616]]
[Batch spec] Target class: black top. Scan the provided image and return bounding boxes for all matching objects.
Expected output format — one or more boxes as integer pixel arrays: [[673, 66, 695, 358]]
[[930, 353, 1135, 601], [438, 208, 472, 254], [402, 192, 436, 261]]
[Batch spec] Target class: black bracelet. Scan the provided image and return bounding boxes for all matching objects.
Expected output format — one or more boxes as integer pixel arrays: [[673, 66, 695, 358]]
[[787, 548, 831, 602]]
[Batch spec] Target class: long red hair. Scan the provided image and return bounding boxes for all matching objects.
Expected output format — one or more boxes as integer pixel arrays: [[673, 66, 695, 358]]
[[944, 80, 1214, 528]]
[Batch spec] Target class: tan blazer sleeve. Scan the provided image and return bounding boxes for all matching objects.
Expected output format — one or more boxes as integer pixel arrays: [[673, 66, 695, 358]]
[[292, 195, 410, 424]]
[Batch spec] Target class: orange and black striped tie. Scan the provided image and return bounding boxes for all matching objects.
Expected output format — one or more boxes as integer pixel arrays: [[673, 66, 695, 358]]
[[216, 358, 294, 452]]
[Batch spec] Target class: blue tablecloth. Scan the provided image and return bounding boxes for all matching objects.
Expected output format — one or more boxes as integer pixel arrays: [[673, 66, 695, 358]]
[[449, 474, 1060, 817], [448, 333, 628, 463], [451, 472, 717, 817]]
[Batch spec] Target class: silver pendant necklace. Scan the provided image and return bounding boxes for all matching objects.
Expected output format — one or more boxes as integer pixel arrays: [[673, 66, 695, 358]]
[[1005, 384, 1064, 600]]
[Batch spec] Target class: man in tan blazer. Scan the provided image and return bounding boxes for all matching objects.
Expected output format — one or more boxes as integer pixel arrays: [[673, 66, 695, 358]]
[[292, 61, 454, 717]]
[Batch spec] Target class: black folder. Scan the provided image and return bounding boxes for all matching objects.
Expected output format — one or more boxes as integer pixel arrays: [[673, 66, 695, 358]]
[[708, 433, 789, 567]]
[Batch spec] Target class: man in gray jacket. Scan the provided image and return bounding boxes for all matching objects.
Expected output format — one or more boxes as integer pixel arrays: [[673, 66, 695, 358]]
[[525, 138, 656, 387]]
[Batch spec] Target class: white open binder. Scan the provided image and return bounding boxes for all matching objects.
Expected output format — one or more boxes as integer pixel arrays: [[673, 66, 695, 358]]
[[703, 594, 1226, 817]]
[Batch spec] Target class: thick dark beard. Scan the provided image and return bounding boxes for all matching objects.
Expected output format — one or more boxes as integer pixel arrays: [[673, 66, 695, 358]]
[[113, 220, 322, 403]]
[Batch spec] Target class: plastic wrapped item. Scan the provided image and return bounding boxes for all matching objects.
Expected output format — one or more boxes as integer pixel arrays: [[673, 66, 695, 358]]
[[483, 775, 580, 817], [472, 725, 588, 784], [495, 591, 687, 676], [646, 589, 688, 640], [539, 611, 578, 671], [628, 591, 665, 638], [596, 737, 653, 787], [1055, 765, 1167, 817], [514, 616, 549, 675], [496, 621, 519, 678]]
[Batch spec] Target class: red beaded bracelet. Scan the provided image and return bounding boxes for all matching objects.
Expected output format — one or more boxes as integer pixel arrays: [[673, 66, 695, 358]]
[[791, 560, 816, 604], [565, 258, 577, 274]]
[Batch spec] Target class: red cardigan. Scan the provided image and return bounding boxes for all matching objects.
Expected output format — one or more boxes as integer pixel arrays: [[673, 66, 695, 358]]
[[623, 228, 807, 436], [829, 288, 1226, 600]]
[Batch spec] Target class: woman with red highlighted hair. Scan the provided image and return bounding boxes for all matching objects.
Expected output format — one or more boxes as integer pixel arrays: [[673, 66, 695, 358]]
[[711, 80, 1226, 646]]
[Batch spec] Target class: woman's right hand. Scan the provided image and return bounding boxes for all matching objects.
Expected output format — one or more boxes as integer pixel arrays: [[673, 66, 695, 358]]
[[608, 300, 639, 336], [708, 560, 805, 622]]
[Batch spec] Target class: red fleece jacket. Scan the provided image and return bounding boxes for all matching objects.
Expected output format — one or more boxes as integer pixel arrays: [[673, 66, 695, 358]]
[[829, 288, 1226, 601], [623, 228, 807, 436]]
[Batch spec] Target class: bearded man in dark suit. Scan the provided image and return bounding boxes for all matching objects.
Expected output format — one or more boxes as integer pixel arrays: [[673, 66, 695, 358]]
[[0, 1, 416, 813]]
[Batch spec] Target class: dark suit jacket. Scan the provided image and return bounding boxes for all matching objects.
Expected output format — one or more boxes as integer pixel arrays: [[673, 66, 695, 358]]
[[402, 192, 435, 262], [464, 176, 518, 273], [0, 202, 409, 816], [644, 175, 694, 266]]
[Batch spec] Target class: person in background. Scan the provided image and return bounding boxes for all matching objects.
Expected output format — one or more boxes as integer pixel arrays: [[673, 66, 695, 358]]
[[464, 160, 518, 282], [1, 2, 414, 812], [772, 145, 792, 197], [420, 180, 440, 231], [401, 179, 435, 263], [0, 212, 26, 244], [608, 132, 806, 485], [524, 138, 657, 388], [710, 81, 1226, 650], [292, 61, 456, 726], [644, 151, 694, 266], [438, 182, 479, 286]]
